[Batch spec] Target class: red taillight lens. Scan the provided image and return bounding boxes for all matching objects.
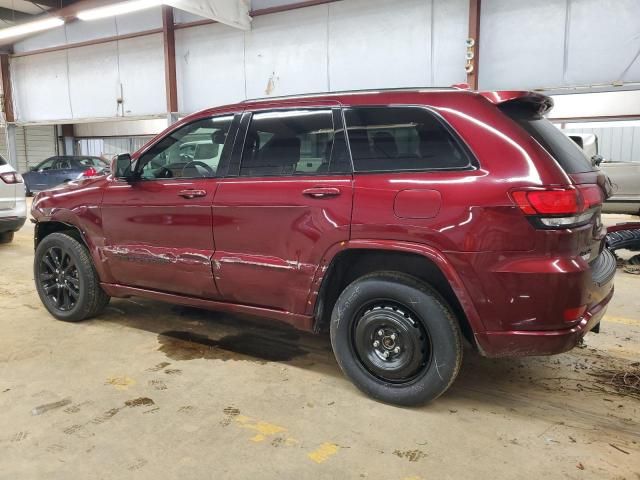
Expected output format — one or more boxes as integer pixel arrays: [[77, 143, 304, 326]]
[[563, 305, 587, 322], [512, 188, 582, 215], [81, 167, 98, 178], [0, 172, 23, 184], [577, 184, 603, 209], [511, 185, 603, 229]]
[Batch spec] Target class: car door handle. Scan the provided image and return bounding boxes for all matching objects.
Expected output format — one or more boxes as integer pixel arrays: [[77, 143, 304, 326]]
[[178, 189, 207, 199], [302, 187, 341, 198]]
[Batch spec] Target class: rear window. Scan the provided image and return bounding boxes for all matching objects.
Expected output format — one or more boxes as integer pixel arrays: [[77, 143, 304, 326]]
[[344, 107, 472, 172], [0, 155, 6, 166], [501, 105, 594, 174]]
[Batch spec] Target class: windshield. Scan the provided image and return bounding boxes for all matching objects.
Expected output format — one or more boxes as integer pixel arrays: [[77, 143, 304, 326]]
[[501, 105, 594, 174]]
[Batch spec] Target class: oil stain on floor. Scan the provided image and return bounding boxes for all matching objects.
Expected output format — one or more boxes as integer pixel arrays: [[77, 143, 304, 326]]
[[157, 330, 309, 363]]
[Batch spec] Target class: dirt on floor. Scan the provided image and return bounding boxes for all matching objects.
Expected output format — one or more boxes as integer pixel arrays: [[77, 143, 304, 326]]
[[0, 216, 638, 480]]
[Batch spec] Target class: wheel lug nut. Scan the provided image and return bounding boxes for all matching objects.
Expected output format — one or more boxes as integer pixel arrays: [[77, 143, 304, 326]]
[[373, 340, 380, 348], [394, 347, 400, 354], [383, 351, 389, 358], [377, 329, 384, 336], [391, 333, 397, 340]]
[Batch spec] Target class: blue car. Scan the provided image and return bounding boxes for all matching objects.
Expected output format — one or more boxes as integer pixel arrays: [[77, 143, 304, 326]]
[[22, 155, 109, 196]]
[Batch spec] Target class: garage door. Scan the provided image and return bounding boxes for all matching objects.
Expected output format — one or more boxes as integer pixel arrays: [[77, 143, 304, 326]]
[[0, 125, 56, 172]]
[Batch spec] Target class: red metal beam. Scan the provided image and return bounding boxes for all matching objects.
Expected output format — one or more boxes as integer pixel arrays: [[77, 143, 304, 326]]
[[466, 0, 481, 89], [0, 53, 14, 122], [162, 5, 178, 114]]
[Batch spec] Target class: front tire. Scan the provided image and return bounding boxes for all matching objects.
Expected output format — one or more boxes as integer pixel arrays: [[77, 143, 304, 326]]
[[34, 232, 110, 322], [330, 272, 463, 406]]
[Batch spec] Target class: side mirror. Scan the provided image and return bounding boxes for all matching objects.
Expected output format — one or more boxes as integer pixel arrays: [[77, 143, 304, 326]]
[[591, 154, 604, 167], [112, 153, 134, 179]]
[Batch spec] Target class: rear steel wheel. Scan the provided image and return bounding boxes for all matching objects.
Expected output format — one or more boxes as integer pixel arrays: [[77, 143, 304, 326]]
[[352, 304, 431, 383], [330, 272, 463, 406]]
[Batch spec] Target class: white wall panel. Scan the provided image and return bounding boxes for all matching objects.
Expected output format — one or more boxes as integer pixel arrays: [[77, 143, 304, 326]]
[[11, 51, 72, 122], [67, 43, 120, 119], [432, 0, 468, 86], [479, 0, 567, 90], [175, 23, 246, 113], [12, 26, 67, 54], [328, 0, 431, 91], [564, 0, 640, 85], [65, 18, 118, 44], [245, 5, 328, 98], [115, 7, 163, 34], [117, 34, 166, 116]]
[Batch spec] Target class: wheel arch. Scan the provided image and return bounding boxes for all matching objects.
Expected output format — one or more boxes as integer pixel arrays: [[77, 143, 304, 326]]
[[310, 241, 483, 347]]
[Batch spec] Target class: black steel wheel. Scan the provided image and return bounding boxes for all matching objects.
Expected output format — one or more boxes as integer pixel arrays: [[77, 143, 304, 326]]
[[331, 272, 463, 406], [34, 232, 110, 322], [352, 303, 431, 383]]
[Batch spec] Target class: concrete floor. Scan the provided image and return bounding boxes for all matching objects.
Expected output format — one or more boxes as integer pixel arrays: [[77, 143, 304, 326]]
[[1, 215, 638, 480]]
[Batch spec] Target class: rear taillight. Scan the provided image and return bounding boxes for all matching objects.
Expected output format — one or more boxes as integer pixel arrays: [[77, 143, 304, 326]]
[[0, 172, 23, 184], [511, 185, 603, 228], [79, 167, 98, 178]]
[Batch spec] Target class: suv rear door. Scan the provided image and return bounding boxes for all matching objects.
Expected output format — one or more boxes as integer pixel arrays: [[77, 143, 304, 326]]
[[212, 107, 353, 315]]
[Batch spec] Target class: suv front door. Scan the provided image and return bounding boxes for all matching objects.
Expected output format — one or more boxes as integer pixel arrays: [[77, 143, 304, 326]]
[[100, 113, 238, 298], [212, 107, 353, 315]]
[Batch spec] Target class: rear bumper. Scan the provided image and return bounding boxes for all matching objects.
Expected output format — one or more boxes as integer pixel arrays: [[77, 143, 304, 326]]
[[475, 285, 613, 357], [0, 216, 26, 233], [450, 246, 617, 358]]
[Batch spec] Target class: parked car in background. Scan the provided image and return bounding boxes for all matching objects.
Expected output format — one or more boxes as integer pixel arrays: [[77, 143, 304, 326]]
[[0, 155, 26, 244], [567, 133, 640, 216], [22, 155, 109, 196], [31, 89, 615, 405]]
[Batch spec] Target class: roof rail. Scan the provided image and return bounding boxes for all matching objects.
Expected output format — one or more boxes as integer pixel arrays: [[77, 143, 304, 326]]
[[243, 86, 458, 103]]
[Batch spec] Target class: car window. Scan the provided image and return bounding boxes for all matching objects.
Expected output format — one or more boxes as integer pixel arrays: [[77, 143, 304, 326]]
[[36, 158, 56, 171], [344, 107, 472, 172], [0, 155, 6, 166], [501, 104, 594, 174], [54, 158, 74, 170], [240, 109, 344, 177], [138, 116, 233, 179]]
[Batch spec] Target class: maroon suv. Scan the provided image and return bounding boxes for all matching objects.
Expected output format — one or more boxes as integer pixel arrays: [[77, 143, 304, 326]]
[[31, 88, 615, 405]]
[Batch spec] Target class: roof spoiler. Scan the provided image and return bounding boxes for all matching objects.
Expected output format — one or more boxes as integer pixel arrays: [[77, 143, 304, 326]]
[[479, 90, 554, 116]]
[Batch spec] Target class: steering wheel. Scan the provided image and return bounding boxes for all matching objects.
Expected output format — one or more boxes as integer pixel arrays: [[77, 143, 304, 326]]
[[181, 161, 215, 177]]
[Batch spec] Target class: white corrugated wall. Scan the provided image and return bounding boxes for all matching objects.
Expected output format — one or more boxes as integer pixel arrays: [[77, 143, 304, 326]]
[[0, 125, 56, 172]]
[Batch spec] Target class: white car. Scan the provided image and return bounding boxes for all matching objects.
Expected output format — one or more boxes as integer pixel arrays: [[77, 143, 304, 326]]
[[0, 156, 27, 243], [567, 133, 640, 216]]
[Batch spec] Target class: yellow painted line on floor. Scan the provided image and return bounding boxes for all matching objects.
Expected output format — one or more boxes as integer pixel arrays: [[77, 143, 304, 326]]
[[603, 315, 640, 326], [307, 442, 340, 464], [105, 376, 136, 390], [234, 415, 287, 443]]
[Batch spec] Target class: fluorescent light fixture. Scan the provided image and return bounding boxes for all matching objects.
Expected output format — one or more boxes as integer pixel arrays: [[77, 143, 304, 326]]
[[77, 0, 163, 21], [0, 17, 64, 40]]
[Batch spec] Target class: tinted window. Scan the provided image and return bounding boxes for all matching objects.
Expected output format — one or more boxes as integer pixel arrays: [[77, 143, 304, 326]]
[[501, 105, 594, 174], [138, 116, 233, 179], [240, 109, 346, 177], [344, 107, 471, 172], [0, 155, 6, 166]]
